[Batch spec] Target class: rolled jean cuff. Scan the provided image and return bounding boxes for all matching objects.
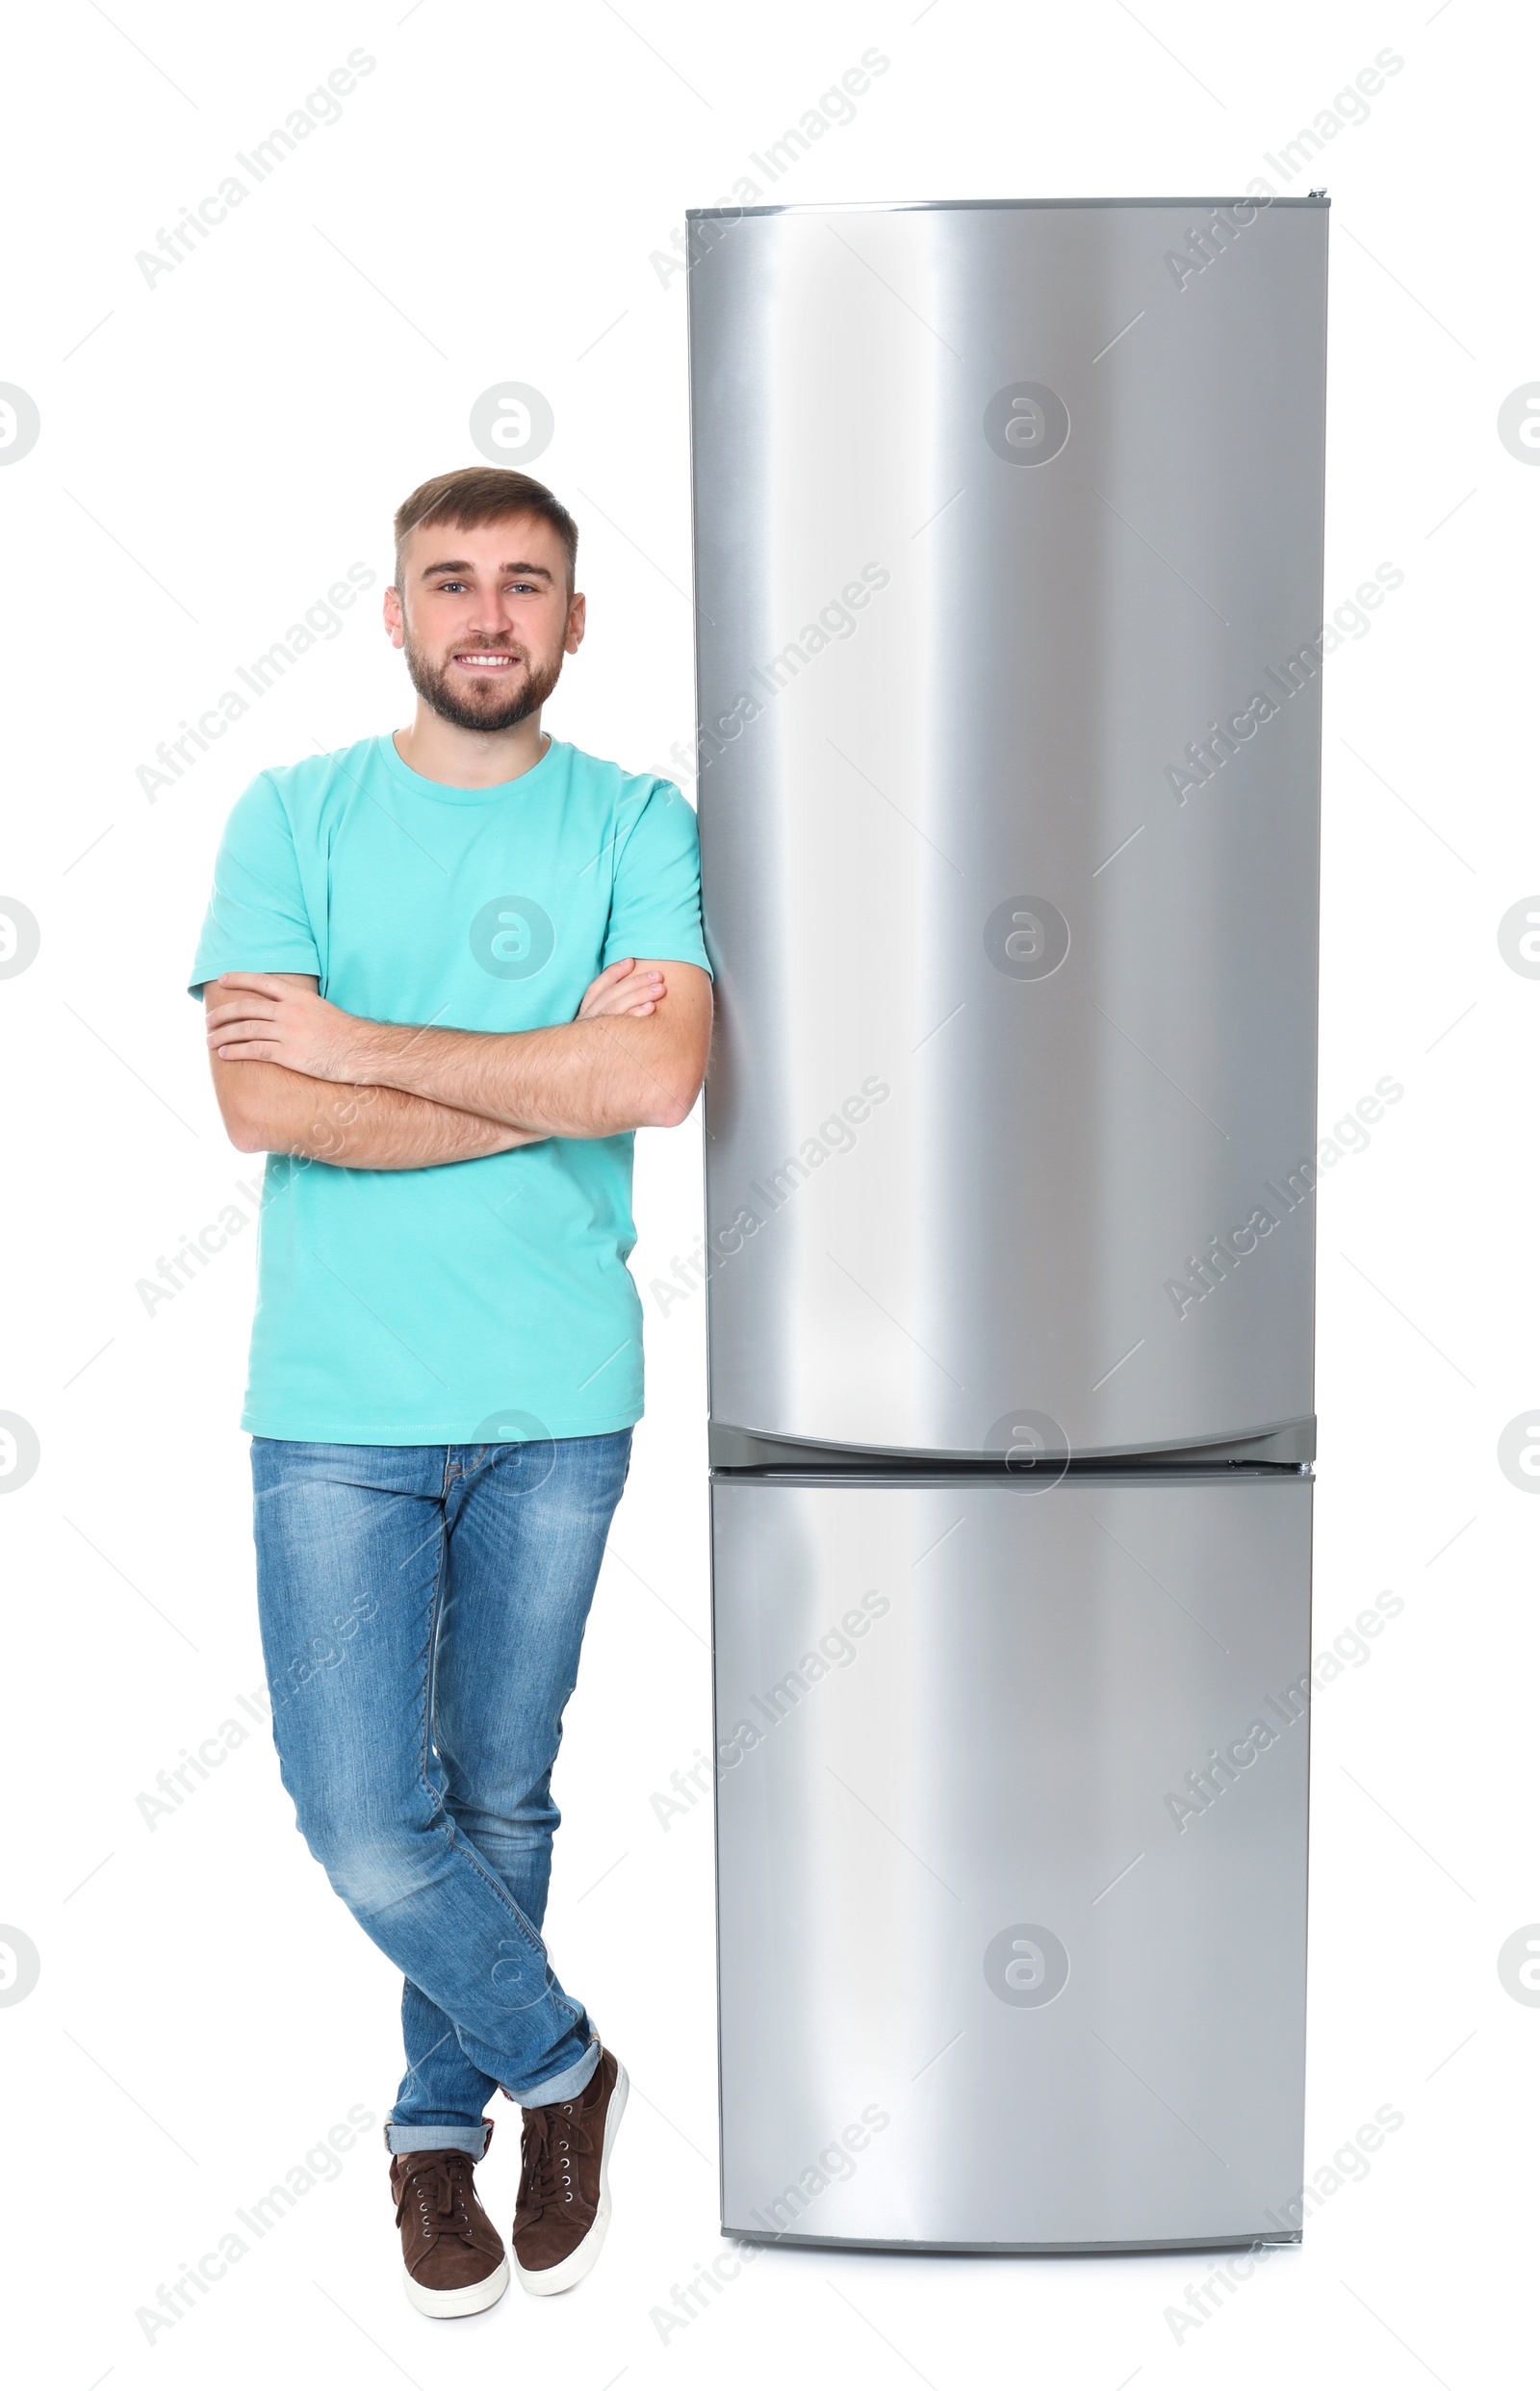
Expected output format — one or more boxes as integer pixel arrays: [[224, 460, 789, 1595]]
[[384, 2119, 491, 2159], [504, 2032, 600, 2110]]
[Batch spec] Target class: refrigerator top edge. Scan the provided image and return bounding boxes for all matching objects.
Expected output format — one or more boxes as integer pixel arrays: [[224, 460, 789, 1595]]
[[684, 193, 1330, 219]]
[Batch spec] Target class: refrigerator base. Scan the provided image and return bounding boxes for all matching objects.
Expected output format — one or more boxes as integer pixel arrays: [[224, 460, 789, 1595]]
[[720, 2224, 1302, 2256], [712, 1473, 1312, 2253]]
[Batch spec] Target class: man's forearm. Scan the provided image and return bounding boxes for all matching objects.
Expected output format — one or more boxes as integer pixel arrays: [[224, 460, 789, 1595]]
[[345, 1015, 694, 1137], [223, 1060, 539, 1169], [202, 960, 711, 1138]]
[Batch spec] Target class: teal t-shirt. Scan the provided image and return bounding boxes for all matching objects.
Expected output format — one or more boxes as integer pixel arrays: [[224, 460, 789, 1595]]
[[188, 733, 711, 1444]]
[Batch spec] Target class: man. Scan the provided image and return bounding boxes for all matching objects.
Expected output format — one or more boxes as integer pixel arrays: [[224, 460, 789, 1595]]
[[188, 465, 712, 2318]]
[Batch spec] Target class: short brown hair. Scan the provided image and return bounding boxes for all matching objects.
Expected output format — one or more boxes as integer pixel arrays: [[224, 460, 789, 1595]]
[[392, 466, 578, 591]]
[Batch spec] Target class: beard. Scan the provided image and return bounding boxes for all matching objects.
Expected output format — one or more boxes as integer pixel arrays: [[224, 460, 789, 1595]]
[[402, 631, 564, 733]]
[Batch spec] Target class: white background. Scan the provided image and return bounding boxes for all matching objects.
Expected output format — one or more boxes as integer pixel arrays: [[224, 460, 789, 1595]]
[[1, 2, 1532, 2384]]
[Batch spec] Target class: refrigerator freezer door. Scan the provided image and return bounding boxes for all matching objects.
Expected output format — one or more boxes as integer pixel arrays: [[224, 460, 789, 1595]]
[[689, 200, 1326, 1458], [712, 1471, 1311, 2250]]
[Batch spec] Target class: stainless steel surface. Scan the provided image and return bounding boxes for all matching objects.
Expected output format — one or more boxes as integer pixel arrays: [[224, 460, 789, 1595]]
[[689, 199, 1326, 1458], [712, 1471, 1312, 2250]]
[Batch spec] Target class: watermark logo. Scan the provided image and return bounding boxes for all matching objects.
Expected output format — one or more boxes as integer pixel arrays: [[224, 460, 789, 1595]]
[[469, 1409, 557, 1494], [1498, 1924, 1540, 2006], [738, 2103, 892, 2247], [1498, 384, 1540, 465], [1164, 198, 1268, 292], [1163, 563, 1405, 804], [1164, 2096, 1406, 2338], [135, 2104, 376, 2345], [1498, 897, 1540, 977], [985, 1408, 1070, 1490], [677, 561, 893, 789], [647, 49, 893, 295], [1253, 48, 1403, 199], [1165, 1156, 1321, 1320], [136, 1173, 267, 1317], [985, 381, 1069, 467], [137, 1689, 271, 1832], [0, 1926, 40, 2006], [134, 52, 378, 292], [469, 894, 555, 980], [1166, 1592, 1405, 1834], [136, 562, 377, 805], [984, 894, 1069, 980], [703, 1589, 893, 1813], [0, 385, 39, 466], [134, 50, 377, 292], [649, 1073, 893, 1322], [0, 1413, 40, 1493], [469, 382, 554, 468], [0, 897, 40, 977], [984, 1921, 1069, 2007], [1498, 1413, 1540, 1492]]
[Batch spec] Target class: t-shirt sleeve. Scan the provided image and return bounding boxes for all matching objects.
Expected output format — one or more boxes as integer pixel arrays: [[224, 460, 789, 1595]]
[[187, 772, 322, 999], [601, 777, 713, 977]]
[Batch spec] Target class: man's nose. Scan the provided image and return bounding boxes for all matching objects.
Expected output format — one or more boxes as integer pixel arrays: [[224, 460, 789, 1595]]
[[466, 593, 517, 638]]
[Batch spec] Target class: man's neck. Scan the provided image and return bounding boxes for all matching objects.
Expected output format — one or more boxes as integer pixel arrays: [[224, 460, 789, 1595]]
[[393, 705, 551, 789]]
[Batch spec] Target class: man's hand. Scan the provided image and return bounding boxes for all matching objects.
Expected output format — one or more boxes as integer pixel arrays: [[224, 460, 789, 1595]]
[[205, 958, 670, 1075], [205, 974, 363, 1075], [577, 958, 667, 1021], [346, 959, 710, 1136], [202, 953, 707, 1143], [202, 972, 541, 1168]]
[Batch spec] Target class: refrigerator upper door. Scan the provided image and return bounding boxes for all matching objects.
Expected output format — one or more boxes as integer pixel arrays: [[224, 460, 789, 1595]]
[[712, 1470, 1312, 2250], [689, 199, 1326, 1458]]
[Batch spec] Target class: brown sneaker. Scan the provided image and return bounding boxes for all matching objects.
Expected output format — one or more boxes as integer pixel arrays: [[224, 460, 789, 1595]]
[[390, 2126, 510, 2317], [511, 2046, 629, 2296]]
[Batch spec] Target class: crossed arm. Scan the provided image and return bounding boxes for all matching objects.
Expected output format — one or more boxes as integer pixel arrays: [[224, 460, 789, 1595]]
[[201, 958, 712, 1169]]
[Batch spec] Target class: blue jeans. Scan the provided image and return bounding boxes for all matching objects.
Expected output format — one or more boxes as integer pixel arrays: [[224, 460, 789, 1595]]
[[251, 1430, 631, 2157]]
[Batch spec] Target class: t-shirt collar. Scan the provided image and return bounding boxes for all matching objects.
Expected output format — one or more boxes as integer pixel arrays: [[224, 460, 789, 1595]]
[[375, 728, 562, 805]]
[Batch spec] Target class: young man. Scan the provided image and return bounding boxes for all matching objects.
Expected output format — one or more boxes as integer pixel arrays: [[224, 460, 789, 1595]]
[[189, 466, 712, 2318]]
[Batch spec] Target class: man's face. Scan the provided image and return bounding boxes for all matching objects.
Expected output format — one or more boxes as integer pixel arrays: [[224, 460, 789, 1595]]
[[385, 512, 584, 733]]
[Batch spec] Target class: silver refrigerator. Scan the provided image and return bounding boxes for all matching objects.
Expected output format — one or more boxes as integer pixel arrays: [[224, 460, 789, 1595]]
[[686, 196, 1326, 2252]]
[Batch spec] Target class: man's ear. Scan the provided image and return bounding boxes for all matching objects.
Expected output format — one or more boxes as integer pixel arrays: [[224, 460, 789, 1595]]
[[383, 584, 405, 652], [565, 591, 587, 655]]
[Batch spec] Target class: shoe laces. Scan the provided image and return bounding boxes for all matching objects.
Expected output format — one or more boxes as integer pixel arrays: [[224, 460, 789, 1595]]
[[395, 2151, 477, 2243], [519, 2097, 595, 2223]]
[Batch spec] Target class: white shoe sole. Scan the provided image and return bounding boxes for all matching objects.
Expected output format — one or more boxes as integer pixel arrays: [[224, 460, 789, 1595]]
[[516, 2057, 629, 2298], [403, 2254, 510, 2317]]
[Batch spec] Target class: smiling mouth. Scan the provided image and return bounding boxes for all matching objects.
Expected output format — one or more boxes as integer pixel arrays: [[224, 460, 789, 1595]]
[[452, 651, 522, 673]]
